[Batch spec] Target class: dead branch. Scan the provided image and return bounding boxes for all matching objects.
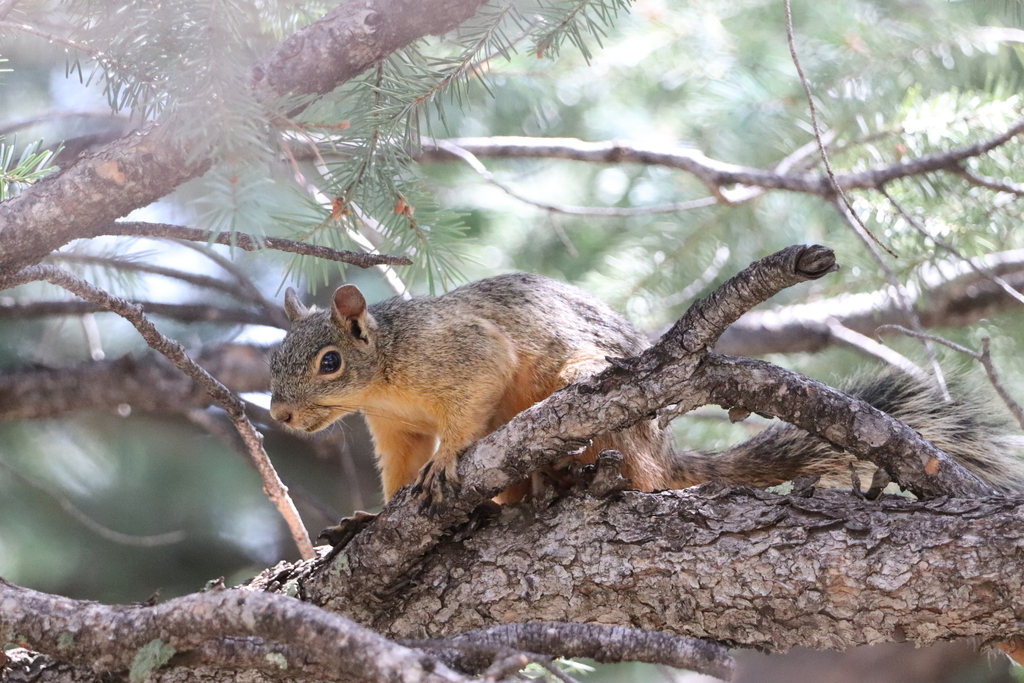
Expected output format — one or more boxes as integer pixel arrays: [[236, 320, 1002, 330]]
[[404, 622, 734, 679], [783, 0, 889, 256], [46, 253, 264, 304], [416, 123, 1024, 199], [693, 354, 989, 496], [877, 325, 1024, 431], [0, 298, 280, 327]]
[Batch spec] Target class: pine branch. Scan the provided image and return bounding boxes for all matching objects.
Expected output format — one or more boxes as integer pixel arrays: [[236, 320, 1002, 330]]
[[0, 0, 491, 273], [48, 253, 264, 305], [431, 139, 719, 216]]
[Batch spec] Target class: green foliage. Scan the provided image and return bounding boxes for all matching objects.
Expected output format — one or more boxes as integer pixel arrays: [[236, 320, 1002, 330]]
[[62, 0, 270, 159], [0, 138, 57, 201], [531, 0, 631, 61]]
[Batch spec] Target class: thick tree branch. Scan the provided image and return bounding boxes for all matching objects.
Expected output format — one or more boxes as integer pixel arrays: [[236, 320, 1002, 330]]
[[250, 0, 488, 105], [0, 580, 468, 683], [0, 343, 272, 421], [298, 487, 1024, 654], [9, 487, 1023, 680], [693, 354, 990, 495], [0, 0, 489, 272]]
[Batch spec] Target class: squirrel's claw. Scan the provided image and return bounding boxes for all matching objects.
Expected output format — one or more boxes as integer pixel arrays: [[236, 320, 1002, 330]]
[[318, 510, 377, 548], [413, 459, 460, 515]]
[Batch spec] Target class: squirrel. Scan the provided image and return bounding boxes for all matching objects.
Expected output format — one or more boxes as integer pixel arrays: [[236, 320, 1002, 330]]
[[269, 272, 1024, 504]]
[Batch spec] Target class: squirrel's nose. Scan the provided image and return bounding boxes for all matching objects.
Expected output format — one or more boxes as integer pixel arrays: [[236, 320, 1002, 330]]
[[269, 402, 294, 425]]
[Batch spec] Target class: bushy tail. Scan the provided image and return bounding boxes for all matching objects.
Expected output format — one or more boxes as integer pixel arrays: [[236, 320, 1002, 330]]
[[669, 371, 1024, 493]]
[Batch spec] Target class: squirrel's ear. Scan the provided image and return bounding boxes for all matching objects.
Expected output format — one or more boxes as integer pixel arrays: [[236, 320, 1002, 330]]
[[283, 287, 309, 322], [331, 285, 374, 345]]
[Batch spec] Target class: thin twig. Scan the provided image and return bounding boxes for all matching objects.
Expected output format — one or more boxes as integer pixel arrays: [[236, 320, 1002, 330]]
[[0, 265, 313, 559], [783, 0, 894, 257], [0, 458, 186, 547], [537, 659, 582, 683], [953, 164, 1024, 197], [95, 222, 412, 268], [435, 139, 720, 216], [79, 311, 104, 360], [877, 324, 1024, 430], [0, 20, 155, 85], [170, 239, 289, 328], [0, 111, 125, 138], [186, 408, 343, 526], [347, 204, 412, 298], [831, 202, 951, 399], [48, 253, 263, 305], [0, 0, 20, 20], [0, 20, 113, 64], [979, 336, 1024, 431], [167, 241, 266, 302], [825, 317, 930, 383], [881, 187, 1024, 307]]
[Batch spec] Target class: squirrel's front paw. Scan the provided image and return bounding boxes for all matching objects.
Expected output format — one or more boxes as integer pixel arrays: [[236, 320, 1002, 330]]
[[411, 459, 460, 514]]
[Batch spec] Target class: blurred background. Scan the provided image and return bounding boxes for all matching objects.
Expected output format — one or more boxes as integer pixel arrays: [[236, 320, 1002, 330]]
[[1, 0, 1023, 681]]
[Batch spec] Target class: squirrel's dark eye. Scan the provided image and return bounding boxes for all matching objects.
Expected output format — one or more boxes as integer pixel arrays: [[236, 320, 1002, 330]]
[[319, 351, 342, 374]]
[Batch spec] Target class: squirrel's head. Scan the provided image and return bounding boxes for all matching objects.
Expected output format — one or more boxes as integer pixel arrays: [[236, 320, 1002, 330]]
[[269, 285, 379, 432]]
